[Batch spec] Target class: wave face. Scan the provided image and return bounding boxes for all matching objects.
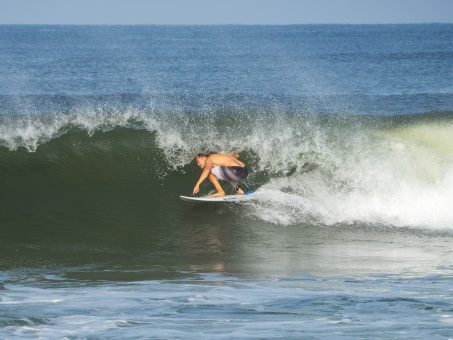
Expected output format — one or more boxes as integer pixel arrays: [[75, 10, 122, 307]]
[[1, 108, 452, 230]]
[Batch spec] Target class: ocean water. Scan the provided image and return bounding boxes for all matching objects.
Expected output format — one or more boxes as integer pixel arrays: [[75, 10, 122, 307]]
[[1, 24, 453, 338]]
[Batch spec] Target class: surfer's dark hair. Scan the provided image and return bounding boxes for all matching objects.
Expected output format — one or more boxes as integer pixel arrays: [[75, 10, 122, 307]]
[[196, 153, 209, 158]]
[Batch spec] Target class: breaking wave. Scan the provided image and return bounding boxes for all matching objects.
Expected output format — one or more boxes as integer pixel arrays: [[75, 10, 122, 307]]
[[1, 107, 452, 229]]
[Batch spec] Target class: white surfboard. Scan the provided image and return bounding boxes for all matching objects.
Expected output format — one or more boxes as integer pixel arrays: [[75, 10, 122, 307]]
[[180, 190, 256, 203]]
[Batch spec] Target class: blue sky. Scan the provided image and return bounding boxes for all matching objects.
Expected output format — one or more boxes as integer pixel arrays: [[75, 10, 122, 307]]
[[1, 0, 452, 24]]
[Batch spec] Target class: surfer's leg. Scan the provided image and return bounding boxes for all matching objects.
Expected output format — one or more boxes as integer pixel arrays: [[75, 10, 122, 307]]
[[208, 173, 225, 197]]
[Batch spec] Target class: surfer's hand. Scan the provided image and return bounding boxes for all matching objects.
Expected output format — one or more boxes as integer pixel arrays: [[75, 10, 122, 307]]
[[193, 185, 200, 195]]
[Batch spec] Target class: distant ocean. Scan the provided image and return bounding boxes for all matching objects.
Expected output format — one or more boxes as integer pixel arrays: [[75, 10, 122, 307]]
[[1, 24, 453, 338]]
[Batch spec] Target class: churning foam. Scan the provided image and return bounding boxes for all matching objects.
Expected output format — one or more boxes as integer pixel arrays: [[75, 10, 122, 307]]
[[246, 120, 453, 229]]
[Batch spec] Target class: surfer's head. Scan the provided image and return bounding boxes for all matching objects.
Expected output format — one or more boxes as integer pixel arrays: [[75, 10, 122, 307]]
[[195, 153, 209, 168]]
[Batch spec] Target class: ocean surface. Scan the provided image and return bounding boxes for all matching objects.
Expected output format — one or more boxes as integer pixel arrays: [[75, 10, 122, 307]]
[[1, 24, 453, 338]]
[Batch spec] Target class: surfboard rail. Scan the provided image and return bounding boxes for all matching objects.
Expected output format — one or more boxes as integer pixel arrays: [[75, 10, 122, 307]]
[[180, 191, 255, 202]]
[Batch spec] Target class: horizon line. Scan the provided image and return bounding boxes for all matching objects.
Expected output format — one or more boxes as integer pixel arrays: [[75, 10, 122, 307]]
[[1, 22, 452, 26]]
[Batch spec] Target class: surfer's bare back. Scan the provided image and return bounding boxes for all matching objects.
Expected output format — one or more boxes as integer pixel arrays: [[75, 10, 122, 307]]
[[193, 153, 249, 197]]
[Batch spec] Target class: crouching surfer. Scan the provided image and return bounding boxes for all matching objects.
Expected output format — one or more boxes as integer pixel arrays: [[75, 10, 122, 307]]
[[193, 153, 248, 197]]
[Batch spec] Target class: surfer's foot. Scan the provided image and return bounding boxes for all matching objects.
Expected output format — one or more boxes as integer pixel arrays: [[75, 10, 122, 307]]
[[210, 191, 226, 197], [233, 184, 244, 195]]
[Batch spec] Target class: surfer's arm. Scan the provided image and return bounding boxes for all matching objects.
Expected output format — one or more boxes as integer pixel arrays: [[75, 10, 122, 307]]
[[193, 160, 213, 195]]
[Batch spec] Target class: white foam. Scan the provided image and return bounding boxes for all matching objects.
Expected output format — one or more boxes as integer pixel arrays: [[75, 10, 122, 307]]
[[244, 121, 453, 229]]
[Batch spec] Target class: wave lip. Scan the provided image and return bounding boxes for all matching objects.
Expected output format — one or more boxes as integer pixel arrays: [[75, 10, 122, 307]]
[[0, 107, 154, 152]]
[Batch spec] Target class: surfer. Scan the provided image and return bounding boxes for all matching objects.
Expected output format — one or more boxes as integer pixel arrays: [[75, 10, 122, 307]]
[[193, 153, 248, 197]]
